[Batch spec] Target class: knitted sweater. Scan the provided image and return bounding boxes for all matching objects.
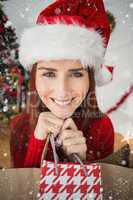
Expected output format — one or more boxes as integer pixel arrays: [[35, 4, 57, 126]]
[[10, 112, 114, 168]]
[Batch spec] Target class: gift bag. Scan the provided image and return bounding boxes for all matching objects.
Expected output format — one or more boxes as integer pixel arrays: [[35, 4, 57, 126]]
[[38, 133, 103, 200]]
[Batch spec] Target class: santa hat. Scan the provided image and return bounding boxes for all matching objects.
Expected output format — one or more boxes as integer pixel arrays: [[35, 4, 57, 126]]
[[19, 0, 114, 86]]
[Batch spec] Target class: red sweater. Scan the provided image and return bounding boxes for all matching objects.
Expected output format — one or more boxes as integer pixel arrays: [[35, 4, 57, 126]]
[[10, 112, 114, 168]]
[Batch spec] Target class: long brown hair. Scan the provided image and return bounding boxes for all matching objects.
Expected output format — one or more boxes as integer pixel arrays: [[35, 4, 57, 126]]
[[25, 63, 103, 131]]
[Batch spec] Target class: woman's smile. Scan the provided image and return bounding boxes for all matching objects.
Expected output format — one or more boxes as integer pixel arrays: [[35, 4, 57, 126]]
[[50, 97, 75, 108]]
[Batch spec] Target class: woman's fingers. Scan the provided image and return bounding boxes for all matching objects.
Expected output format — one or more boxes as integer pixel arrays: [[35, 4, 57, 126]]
[[61, 118, 78, 131], [57, 127, 87, 160], [56, 118, 78, 145], [63, 136, 86, 147], [41, 112, 64, 128], [58, 129, 83, 143], [64, 143, 87, 161], [34, 112, 64, 140], [44, 119, 61, 136]]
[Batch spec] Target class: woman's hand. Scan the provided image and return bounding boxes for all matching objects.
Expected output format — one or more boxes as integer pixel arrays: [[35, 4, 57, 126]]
[[34, 112, 64, 140], [58, 118, 87, 161]]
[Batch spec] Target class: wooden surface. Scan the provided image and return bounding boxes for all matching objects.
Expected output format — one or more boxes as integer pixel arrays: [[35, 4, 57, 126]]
[[0, 164, 133, 200], [101, 163, 133, 200], [0, 168, 40, 200], [0, 123, 11, 168]]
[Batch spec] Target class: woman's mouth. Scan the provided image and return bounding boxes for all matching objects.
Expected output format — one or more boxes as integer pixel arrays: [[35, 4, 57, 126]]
[[51, 98, 75, 106]]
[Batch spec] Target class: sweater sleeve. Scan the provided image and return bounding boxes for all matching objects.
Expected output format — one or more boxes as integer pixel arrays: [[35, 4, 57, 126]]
[[10, 112, 53, 168], [10, 112, 32, 168], [24, 133, 55, 167], [24, 133, 46, 168], [85, 115, 115, 162]]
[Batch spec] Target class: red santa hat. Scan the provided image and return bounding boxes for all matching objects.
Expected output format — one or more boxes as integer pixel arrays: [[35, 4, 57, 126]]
[[19, 0, 114, 86]]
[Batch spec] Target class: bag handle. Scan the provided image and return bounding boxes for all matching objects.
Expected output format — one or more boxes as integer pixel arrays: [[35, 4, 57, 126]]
[[41, 132, 88, 176], [41, 132, 59, 175], [41, 132, 51, 165]]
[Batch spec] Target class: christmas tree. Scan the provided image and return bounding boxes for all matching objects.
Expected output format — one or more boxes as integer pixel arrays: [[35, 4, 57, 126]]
[[0, 0, 29, 123]]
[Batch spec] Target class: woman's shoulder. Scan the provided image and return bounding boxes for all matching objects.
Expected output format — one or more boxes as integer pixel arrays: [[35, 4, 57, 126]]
[[90, 114, 114, 128], [89, 114, 115, 140], [73, 114, 114, 137]]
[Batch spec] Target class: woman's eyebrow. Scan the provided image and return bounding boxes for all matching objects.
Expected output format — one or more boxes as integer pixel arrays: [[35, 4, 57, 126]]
[[38, 67, 84, 71], [69, 68, 84, 72]]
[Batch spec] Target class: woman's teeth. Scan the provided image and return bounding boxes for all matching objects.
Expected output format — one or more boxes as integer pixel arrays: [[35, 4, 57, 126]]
[[54, 99, 72, 105]]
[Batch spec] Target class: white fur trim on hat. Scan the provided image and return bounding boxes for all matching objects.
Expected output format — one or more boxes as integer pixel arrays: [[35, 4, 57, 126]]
[[19, 24, 105, 71]]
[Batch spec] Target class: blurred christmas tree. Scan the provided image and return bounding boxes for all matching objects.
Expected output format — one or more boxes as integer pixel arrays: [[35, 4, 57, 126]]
[[0, 0, 29, 123]]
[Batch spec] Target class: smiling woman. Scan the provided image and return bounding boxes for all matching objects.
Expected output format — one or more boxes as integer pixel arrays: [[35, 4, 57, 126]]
[[35, 59, 90, 120], [10, 0, 115, 168]]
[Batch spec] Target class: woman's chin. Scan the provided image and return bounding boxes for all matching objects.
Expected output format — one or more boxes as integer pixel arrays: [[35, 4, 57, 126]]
[[51, 110, 74, 119], [55, 113, 72, 119]]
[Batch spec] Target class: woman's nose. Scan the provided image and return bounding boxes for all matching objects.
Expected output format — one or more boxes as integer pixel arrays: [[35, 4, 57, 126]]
[[56, 78, 71, 97]]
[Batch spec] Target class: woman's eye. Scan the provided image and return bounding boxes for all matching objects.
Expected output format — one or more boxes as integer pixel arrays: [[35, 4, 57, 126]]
[[42, 72, 55, 77], [71, 72, 84, 77], [41, 72, 83, 78]]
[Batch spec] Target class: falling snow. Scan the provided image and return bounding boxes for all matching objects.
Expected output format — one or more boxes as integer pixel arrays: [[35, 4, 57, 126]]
[[129, 2, 133, 8], [131, 150, 133, 154], [121, 160, 127, 166], [37, 193, 41, 198], [125, 14, 129, 18], [20, 13, 25, 18], [29, 191, 33, 195], [100, 188, 103, 193], [25, 7, 30, 12], [67, 7, 71, 12], [1, 168, 5, 171]]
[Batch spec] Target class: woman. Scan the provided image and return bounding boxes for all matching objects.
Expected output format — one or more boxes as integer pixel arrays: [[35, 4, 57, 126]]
[[10, 0, 114, 168]]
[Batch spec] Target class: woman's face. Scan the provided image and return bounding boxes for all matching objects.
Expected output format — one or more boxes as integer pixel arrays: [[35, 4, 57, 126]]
[[35, 59, 90, 119]]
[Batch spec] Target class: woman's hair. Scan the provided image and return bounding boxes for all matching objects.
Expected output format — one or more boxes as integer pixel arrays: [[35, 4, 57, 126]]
[[25, 63, 104, 132]]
